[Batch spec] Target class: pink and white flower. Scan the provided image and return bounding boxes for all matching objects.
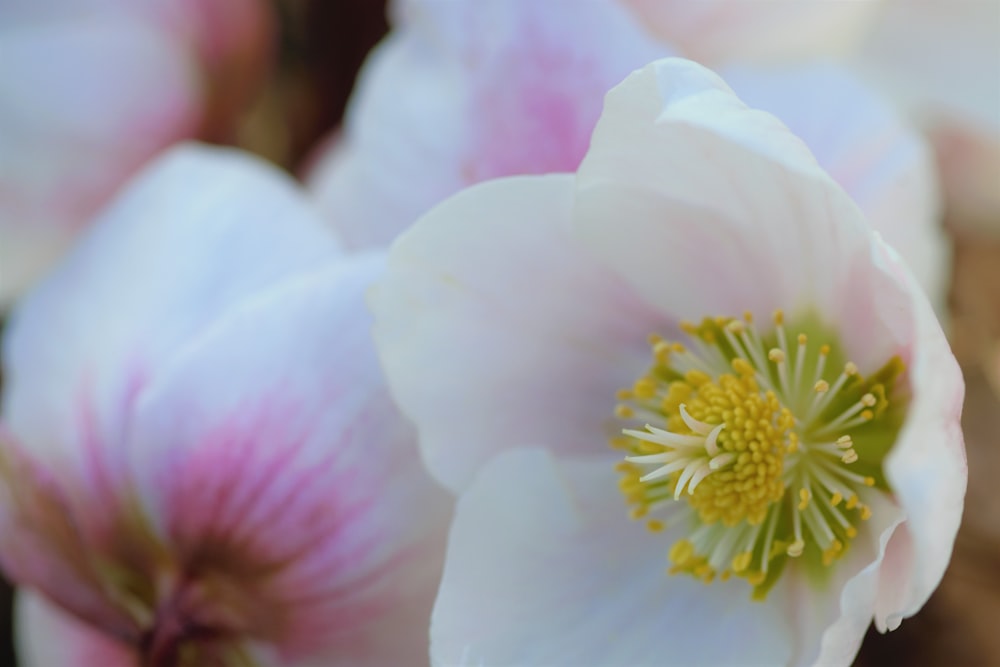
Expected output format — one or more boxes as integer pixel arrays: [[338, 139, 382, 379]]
[[0, 0, 273, 307], [0, 144, 450, 666], [370, 58, 966, 665], [309, 0, 946, 303]]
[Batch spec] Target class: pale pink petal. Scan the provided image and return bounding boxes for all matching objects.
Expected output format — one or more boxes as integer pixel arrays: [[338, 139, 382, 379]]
[[15, 591, 136, 667], [867, 236, 966, 631], [371, 175, 665, 493], [721, 63, 948, 305], [3, 143, 341, 478], [127, 254, 450, 661], [622, 0, 884, 65], [306, 0, 669, 249], [575, 58, 905, 369], [432, 449, 797, 665], [0, 15, 201, 235]]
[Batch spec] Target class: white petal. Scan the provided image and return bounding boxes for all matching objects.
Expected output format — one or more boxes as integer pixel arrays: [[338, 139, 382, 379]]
[[127, 254, 451, 657], [371, 175, 666, 493], [576, 58, 874, 330], [720, 62, 948, 306], [307, 0, 669, 250], [432, 449, 795, 666]]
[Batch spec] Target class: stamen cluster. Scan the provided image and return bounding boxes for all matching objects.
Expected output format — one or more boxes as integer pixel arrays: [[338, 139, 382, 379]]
[[612, 312, 904, 598]]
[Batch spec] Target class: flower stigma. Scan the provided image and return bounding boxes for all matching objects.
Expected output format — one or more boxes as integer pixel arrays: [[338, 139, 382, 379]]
[[611, 312, 906, 599]]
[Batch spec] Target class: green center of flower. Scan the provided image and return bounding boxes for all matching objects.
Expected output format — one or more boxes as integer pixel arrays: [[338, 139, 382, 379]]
[[612, 312, 905, 599]]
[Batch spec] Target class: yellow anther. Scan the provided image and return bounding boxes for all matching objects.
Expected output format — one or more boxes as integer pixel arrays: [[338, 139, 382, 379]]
[[727, 320, 745, 334], [845, 526, 858, 538], [836, 435, 852, 449], [820, 344, 830, 356], [859, 505, 872, 521], [861, 393, 877, 407], [731, 552, 753, 573], [861, 409, 874, 421], [830, 492, 843, 507], [864, 476, 875, 487], [615, 405, 634, 419], [768, 349, 785, 363], [841, 449, 859, 464], [629, 506, 648, 520], [845, 494, 859, 510], [787, 540, 805, 557], [669, 539, 695, 564], [633, 377, 657, 400], [646, 519, 665, 532], [798, 488, 811, 510], [732, 358, 755, 376], [652, 340, 672, 363], [845, 362, 858, 376], [684, 369, 711, 386], [746, 571, 766, 586], [814, 380, 829, 393], [797, 333, 807, 345], [773, 310, 785, 325], [680, 321, 697, 335], [616, 389, 633, 400]]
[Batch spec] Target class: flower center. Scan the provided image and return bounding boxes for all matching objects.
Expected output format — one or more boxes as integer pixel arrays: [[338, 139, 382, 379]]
[[612, 312, 905, 599]]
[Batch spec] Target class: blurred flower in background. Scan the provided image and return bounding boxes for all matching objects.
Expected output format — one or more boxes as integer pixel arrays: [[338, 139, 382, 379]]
[[370, 58, 966, 666], [0, 0, 273, 307], [0, 145, 450, 666]]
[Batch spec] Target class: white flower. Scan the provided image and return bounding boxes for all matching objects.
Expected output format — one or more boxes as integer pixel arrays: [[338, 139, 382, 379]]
[[370, 58, 966, 666]]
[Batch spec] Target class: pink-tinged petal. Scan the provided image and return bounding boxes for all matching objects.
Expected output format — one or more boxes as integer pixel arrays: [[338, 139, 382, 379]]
[[867, 236, 966, 630], [432, 449, 797, 665], [721, 63, 948, 305], [575, 58, 904, 369], [0, 15, 201, 235], [784, 491, 905, 666], [3, 143, 341, 481], [15, 591, 137, 667], [126, 254, 451, 661], [306, 0, 669, 250], [622, 0, 883, 65], [371, 175, 665, 493], [0, 428, 141, 636]]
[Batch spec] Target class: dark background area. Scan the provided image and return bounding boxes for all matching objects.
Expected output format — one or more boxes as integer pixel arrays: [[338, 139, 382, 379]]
[[2, 1, 999, 665]]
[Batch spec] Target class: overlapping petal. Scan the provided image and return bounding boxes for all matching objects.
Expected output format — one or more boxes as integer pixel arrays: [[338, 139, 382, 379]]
[[307, 0, 668, 249]]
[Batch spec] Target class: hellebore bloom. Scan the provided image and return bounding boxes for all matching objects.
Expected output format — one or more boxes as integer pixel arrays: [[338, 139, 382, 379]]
[[370, 59, 966, 665], [309, 0, 945, 304], [0, 145, 450, 666], [0, 0, 273, 307]]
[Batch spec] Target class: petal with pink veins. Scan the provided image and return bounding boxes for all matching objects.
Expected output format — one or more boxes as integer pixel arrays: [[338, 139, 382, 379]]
[[125, 254, 451, 663]]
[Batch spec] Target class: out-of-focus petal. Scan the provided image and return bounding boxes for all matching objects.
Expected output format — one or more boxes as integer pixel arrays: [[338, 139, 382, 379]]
[[371, 175, 664, 494], [15, 591, 136, 667], [0, 15, 201, 233], [127, 254, 450, 660], [856, 0, 1000, 227], [307, 0, 668, 249], [432, 449, 796, 666], [3, 144, 341, 478], [0, 224, 71, 309], [622, 0, 883, 65], [721, 63, 948, 305]]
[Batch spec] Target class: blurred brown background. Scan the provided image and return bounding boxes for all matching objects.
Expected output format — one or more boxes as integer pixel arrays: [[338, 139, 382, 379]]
[[1, 0, 999, 665]]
